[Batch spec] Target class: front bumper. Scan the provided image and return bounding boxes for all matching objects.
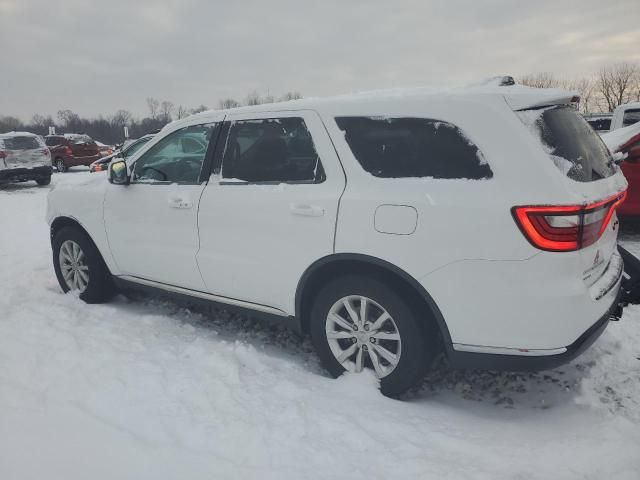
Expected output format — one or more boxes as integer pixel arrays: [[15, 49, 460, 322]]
[[0, 166, 52, 183]]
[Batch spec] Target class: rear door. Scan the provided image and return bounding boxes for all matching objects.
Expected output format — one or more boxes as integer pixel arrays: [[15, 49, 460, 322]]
[[104, 120, 221, 290], [196, 110, 345, 314]]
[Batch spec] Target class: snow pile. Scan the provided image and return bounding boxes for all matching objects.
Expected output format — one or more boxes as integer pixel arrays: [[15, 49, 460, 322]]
[[1, 174, 640, 480]]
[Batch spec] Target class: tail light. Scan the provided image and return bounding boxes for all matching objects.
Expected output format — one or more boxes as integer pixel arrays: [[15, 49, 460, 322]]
[[0, 150, 7, 159], [513, 190, 627, 252], [64, 146, 73, 156], [41, 149, 50, 157]]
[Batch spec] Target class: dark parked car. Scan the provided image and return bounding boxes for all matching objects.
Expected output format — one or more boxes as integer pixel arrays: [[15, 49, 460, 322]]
[[89, 134, 155, 172], [583, 113, 612, 132], [45, 134, 101, 172]]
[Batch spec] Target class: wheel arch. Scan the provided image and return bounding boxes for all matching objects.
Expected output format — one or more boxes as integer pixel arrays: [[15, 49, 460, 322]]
[[295, 253, 453, 353], [50, 216, 113, 274]]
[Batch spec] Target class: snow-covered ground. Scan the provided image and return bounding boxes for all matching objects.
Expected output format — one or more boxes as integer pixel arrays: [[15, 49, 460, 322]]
[[1, 171, 640, 480]]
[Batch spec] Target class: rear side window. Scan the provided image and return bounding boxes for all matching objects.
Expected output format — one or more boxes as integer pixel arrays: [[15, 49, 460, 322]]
[[518, 106, 615, 182], [221, 117, 325, 183], [3, 136, 43, 150], [623, 109, 640, 128], [335, 117, 492, 179]]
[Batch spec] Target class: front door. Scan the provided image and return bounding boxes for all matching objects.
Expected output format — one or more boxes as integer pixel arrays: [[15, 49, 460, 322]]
[[104, 121, 221, 290], [197, 110, 345, 314]]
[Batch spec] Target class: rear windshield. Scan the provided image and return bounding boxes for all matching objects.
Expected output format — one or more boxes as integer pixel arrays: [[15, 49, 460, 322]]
[[518, 106, 615, 182], [2, 136, 43, 150], [335, 116, 492, 179]]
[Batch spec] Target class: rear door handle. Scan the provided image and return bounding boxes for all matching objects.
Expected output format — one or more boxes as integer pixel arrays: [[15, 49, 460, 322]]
[[168, 196, 193, 209], [290, 203, 325, 217]]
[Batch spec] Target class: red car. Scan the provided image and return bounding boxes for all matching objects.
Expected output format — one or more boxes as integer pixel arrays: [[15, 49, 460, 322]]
[[45, 134, 102, 173], [602, 123, 640, 217]]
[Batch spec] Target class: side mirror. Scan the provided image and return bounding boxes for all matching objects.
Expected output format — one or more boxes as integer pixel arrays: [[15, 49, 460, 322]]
[[109, 160, 130, 185]]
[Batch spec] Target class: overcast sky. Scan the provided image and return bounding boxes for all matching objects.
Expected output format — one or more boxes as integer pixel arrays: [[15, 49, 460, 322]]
[[1, 0, 639, 121]]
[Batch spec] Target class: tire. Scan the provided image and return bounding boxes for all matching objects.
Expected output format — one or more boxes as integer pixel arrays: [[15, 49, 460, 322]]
[[52, 226, 114, 304], [36, 176, 51, 186], [55, 158, 66, 173], [309, 275, 436, 398]]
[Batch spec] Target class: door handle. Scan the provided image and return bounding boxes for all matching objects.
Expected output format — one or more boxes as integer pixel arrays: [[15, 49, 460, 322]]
[[168, 196, 193, 209], [290, 203, 325, 217]]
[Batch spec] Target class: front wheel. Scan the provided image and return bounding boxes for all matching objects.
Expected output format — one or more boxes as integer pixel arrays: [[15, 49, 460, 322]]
[[36, 176, 51, 186], [52, 227, 114, 303], [310, 275, 436, 397]]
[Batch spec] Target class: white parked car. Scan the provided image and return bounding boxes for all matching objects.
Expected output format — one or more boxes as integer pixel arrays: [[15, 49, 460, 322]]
[[610, 101, 640, 131], [0, 132, 52, 185], [47, 86, 628, 396]]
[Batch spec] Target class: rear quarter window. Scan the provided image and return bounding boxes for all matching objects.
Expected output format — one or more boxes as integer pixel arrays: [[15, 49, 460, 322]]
[[335, 117, 492, 179], [518, 106, 615, 182]]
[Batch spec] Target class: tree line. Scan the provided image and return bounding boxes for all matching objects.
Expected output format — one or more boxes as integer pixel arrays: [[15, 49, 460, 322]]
[[3, 61, 640, 142], [0, 90, 302, 144], [518, 62, 640, 114]]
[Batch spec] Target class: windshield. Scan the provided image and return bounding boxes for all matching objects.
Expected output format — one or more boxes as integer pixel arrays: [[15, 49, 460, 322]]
[[123, 137, 152, 158], [518, 105, 615, 182]]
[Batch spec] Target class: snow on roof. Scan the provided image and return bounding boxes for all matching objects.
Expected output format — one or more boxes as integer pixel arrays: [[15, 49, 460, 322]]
[[601, 122, 640, 152], [0, 131, 40, 138], [173, 83, 578, 130]]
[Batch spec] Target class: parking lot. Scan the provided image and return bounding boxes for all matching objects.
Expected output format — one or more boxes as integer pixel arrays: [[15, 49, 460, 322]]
[[1, 171, 639, 480]]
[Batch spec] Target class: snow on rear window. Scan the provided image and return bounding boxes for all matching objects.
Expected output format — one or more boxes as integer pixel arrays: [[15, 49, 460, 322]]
[[335, 116, 492, 179], [3, 136, 43, 150], [517, 106, 615, 183]]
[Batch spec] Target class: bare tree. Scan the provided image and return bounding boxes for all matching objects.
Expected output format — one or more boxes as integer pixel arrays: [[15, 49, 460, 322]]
[[519, 72, 560, 88], [597, 63, 638, 111], [110, 109, 132, 127], [0, 116, 23, 132], [146, 97, 160, 119], [218, 98, 241, 109], [159, 101, 174, 122], [564, 77, 595, 114], [176, 105, 189, 119]]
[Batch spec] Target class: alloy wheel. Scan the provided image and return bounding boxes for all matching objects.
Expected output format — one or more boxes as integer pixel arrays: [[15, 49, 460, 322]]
[[58, 240, 89, 292], [325, 295, 402, 378]]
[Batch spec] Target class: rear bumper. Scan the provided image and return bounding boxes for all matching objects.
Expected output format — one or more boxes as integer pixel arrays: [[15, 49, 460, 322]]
[[0, 166, 52, 183], [446, 293, 619, 371]]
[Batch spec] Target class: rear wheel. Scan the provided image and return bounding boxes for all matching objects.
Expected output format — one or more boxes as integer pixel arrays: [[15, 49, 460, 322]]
[[310, 275, 436, 397], [52, 227, 114, 303], [55, 158, 66, 173], [36, 176, 51, 186]]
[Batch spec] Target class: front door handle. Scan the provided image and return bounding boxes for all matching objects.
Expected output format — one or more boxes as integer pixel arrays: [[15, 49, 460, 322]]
[[290, 203, 325, 217], [168, 196, 193, 209]]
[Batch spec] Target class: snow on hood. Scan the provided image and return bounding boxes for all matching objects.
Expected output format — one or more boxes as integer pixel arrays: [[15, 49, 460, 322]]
[[601, 122, 640, 153]]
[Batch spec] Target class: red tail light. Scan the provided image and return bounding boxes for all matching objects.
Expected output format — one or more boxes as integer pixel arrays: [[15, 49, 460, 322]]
[[0, 150, 7, 159], [41, 149, 50, 156], [513, 190, 627, 252]]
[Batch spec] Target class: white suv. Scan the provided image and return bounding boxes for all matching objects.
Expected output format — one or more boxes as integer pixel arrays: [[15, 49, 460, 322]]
[[47, 86, 628, 396]]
